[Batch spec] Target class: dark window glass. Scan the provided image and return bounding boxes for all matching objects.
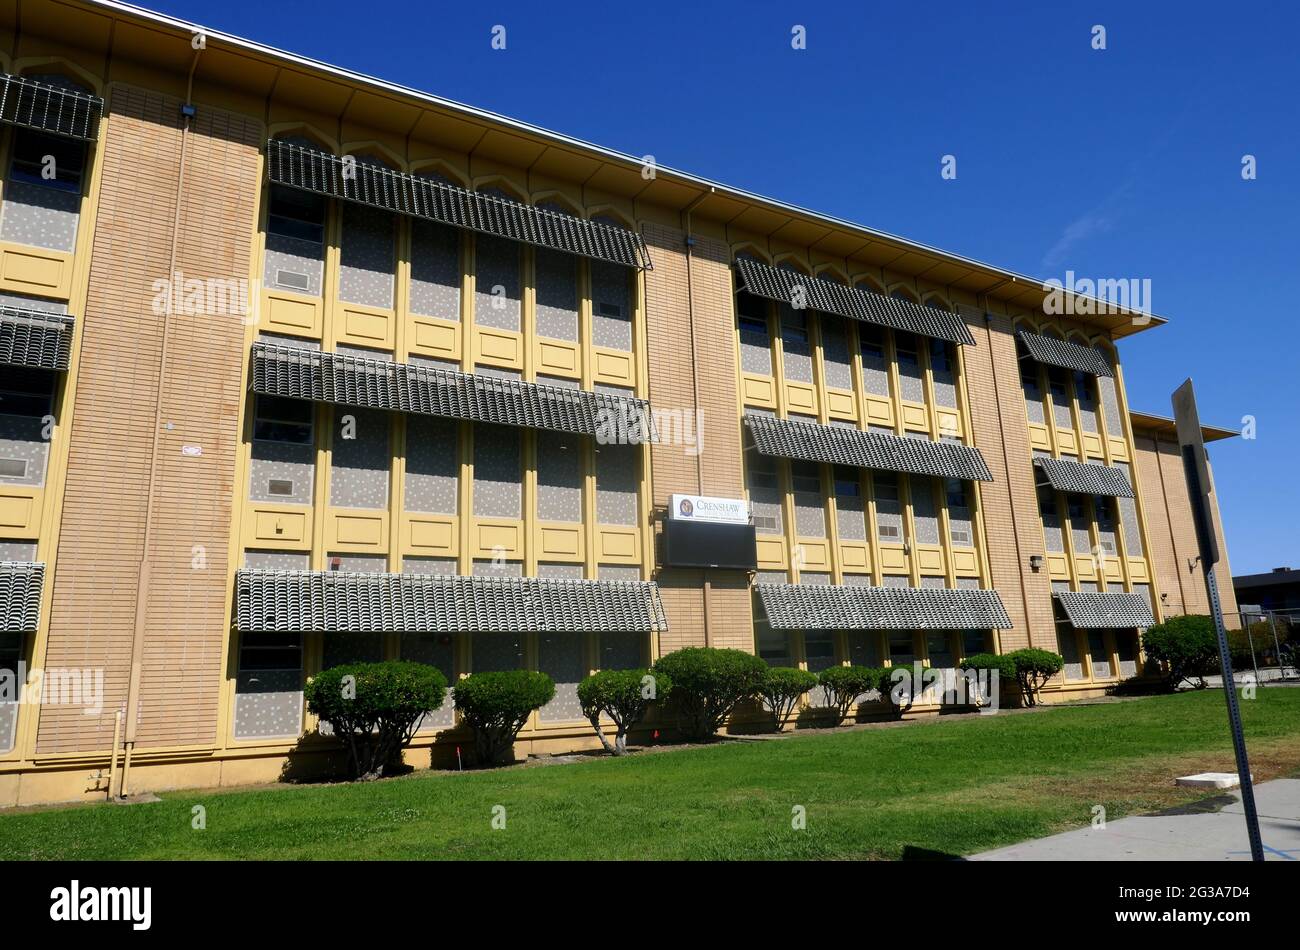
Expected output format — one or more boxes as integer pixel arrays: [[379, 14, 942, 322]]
[[253, 394, 314, 444], [0, 366, 55, 418], [267, 184, 326, 245], [9, 128, 84, 193]]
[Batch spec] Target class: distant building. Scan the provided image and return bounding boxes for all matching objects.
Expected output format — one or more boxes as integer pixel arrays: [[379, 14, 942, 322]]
[[1234, 568, 1300, 614]]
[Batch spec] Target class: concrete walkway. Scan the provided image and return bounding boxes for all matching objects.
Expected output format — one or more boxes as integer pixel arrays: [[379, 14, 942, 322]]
[[971, 779, 1300, 861]]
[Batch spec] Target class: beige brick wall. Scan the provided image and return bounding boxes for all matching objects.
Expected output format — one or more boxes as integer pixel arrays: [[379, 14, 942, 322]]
[[642, 222, 750, 653], [35, 87, 261, 754], [1133, 430, 1239, 622], [958, 306, 1056, 651]]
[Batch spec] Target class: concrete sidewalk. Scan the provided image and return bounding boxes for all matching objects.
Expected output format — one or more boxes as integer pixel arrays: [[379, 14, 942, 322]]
[[971, 779, 1300, 861]]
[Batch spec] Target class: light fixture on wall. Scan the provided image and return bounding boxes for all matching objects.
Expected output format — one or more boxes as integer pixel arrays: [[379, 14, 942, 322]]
[[1029, 554, 1045, 572]]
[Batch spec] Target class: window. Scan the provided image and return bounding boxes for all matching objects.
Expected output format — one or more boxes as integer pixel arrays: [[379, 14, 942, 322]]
[[894, 330, 924, 403], [945, 478, 973, 546], [961, 630, 989, 658], [756, 623, 792, 667], [747, 448, 783, 534], [1066, 496, 1091, 554], [780, 308, 813, 384], [790, 460, 826, 537], [910, 475, 940, 545], [833, 466, 860, 499], [267, 185, 326, 245], [874, 472, 902, 542], [1073, 370, 1099, 432], [1046, 366, 1073, 430], [1094, 496, 1118, 556], [9, 129, 84, 194], [253, 395, 313, 444], [803, 631, 837, 673], [929, 338, 957, 408], [238, 631, 302, 671], [858, 325, 891, 397], [926, 633, 955, 669], [0, 367, 54, 419], [1087, 631, 1112, 679], [1038, 484, 1063, 553], [1017, 339, 1045, 423], [889, 632, 916, 666], [737, 292, 773, 377]]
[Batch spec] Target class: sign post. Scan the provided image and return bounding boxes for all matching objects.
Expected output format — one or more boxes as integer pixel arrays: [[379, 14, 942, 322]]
[[1172, 379, 1263, 862]]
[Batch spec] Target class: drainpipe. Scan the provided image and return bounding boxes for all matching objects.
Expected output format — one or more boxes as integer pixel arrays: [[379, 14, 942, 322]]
[[682, 189, 714, 645], [120, 46, 202, 797]]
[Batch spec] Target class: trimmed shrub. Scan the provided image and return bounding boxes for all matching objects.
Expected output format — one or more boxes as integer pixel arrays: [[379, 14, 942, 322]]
[[874, 664, 929, 718], [454, 670, 555, 766], [1004, 648, 1064, 706], [818, 665, 880, 725], [958, 652, 1017, 708], [577, 668, 672, 755], [1142, 615, 1218, 691], [757, 666, 818, 731], [304, 661, 448, 780], [652, 647, 768, 740]]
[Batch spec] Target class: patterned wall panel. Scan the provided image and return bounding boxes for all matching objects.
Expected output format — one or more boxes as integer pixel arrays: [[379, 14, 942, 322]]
[[538, 631, 586, 722], [249, 438, 314, 505], [473, 235, 521, 332], [591, 260, 631, 350], [0, 180, 79, 253], [0, 414, 49, 486], [472, 423, 521, 519], [404, 415, 458, 514], [409, 220, 460, 320], [535, 248, 578, 341], [399, 630, 456, 729], [338, 197, 395, 309], [820, 314, 853, 390], [595, 442, 638, 525], [537, 430, 583, 522], [329, 407, 390, 509]]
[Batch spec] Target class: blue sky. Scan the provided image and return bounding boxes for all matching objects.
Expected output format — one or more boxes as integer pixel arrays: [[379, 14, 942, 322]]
[[147, 0, 1299, 575]]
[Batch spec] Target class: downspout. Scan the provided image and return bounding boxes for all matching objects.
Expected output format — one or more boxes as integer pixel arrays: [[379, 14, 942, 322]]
[[682, 188, 713, 646], [119, 46, 202, 798]]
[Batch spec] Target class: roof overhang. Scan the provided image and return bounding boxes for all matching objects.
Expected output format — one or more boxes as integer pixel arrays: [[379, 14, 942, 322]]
[[30, 0, 1166, 337], [1129, 410, 1238, 443]]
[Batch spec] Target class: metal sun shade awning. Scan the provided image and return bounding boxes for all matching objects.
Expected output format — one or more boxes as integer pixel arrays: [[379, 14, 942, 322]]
[[744, 412, 992, 481], [1034, 455, 1133, 498], [235, 570, 668, 634], [265, 138, 652, 270], [0, 306, 75, 371], [0, 72, 103, 142], [1055, 590, 1154, 629], [252, 342, 657, 441], [1017, 329, 1113, 377], [733, 257, 975, 346], [0, 562, 44, 634], [756, 582, 1012, 631]]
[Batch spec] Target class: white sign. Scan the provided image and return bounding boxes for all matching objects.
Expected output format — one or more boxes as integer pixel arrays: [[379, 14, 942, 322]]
[[181, 445, 203, 457], [669, 493, 748, 525]]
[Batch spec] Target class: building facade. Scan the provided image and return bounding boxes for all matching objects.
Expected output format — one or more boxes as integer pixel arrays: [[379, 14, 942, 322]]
[[0, 0, 1239, 805]]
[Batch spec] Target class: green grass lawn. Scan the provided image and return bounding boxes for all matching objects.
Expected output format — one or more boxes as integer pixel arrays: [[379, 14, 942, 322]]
[[4, 689, 1299, 860]]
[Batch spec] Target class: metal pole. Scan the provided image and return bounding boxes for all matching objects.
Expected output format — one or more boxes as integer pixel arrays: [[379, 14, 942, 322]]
[[1206, 568, 1264, 861], [1267, 613, 1284, 681], [1245, 615, 1259, 687]]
